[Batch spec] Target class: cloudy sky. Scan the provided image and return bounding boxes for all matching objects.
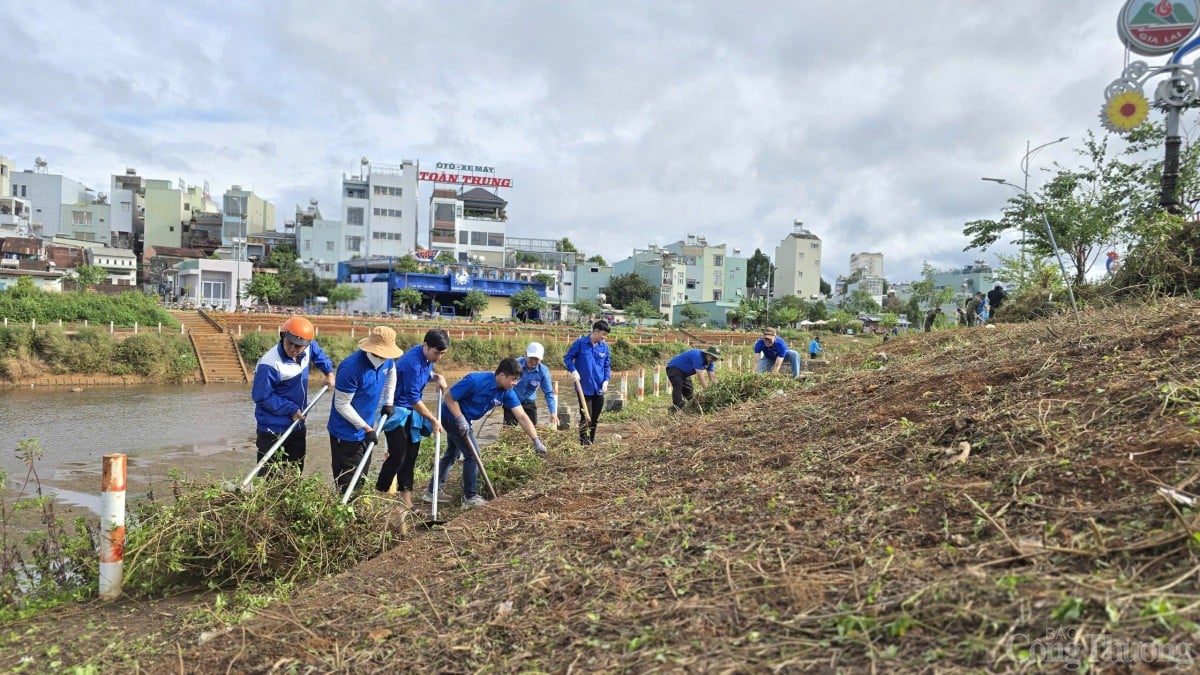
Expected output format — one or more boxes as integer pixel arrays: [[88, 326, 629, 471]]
[[0, 0, 1146, 283]]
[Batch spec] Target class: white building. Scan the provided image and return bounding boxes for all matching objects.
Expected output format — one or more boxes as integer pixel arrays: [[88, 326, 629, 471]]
[[293, 200, 342, 280], [850, 251, 884, 278], [341, 158, 419, 261], [89, 246, 137, 285], [9, 162, 90, 238], [61, 199, 112, 244], [110, 169, 145, 251], [173, 258, 255, 310], [773, 220, 823, 300]]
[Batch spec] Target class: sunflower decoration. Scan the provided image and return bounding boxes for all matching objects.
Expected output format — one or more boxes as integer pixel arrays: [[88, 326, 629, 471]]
[[1101, 90, 1151, 133]]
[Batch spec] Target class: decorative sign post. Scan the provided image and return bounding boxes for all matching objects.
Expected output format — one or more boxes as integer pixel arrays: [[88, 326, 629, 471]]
[[1105, 0, 1200, 213]]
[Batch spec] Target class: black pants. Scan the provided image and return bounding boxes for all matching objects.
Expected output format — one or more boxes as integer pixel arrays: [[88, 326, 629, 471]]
[[579, 394, 603, 444], [330, 434, 370, 496], [256, 428, 306, 477], [503, 401, 538, 426], [666, 366, 693, 412], [377, 415, 421, 493]]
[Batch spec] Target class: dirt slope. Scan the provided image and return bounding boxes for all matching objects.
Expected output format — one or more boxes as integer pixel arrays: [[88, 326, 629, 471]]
[[80, 301, 1200, 670]]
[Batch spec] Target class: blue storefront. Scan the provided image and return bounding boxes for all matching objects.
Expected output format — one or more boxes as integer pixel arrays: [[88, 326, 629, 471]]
[[340, 262, 546, 318]]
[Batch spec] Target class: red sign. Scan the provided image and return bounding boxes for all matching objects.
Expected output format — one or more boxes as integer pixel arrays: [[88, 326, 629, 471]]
[[414, 249, 438, 260], [418, 171, 513, 188]]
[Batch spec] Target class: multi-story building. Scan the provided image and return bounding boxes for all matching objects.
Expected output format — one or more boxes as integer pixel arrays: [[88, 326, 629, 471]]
[[428, 187, 508, 265], [222, 185, 276, 245], [144, 179, 188, 249], [9, 162, 90, 238], [293, 201, 342, 280], [934, 259, 997, 315], [88, 246, 138, 286], [574, 262, 613, 305], [773, 220, 822, 300], [341, 159, 419, 260], [0, 156, 13, 197], [850, 251, 884, 278], [613, 246, 686, 319], [110, 169, 145, 250], [60, 197, 112, 244], [1, 157, 32, 238], [663, 234, 747, 303]]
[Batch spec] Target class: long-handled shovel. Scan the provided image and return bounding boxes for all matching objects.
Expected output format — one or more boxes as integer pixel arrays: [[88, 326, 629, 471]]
[[428, 390, 447, 525], [340, 414, 388, 506], [462, 428, 498, 500], [574, 378, 592, 425], [235, 385, 329, 492]]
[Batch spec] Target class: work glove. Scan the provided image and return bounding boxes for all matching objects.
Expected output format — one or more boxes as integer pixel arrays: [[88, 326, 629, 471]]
[[571, 370, 581, 383], [600, 381, 609, 394], [533, 437, 547, 457], [454, 415, 471, 437], [364, 429, 378, 445], [381, 404, 395, 418]]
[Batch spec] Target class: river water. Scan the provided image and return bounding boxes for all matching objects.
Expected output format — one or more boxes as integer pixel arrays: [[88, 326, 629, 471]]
[[0, 379, 535, 513]]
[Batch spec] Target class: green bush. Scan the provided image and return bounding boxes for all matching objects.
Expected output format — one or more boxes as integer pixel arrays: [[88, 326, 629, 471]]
[[238, 331, 277, 363], [0, 286, 176, 328], [0, 325, 33, 358]]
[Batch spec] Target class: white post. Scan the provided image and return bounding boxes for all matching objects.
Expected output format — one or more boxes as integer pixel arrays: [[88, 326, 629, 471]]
[[110, 321, 114, 333], [59, 319, 63, 328], [99, 453, 126, 599], [157, 323, 161, 334], [637, 368, 645, 402], [134, 322, 138, 334], [653, 366, 661, 397], [351, 327, 355, 338], [85, 319, 89, 328], [238, 325, 242, 336], [180, 323, 185, 335], [31, 318, 36, 330], [620, 374, 628, 401]]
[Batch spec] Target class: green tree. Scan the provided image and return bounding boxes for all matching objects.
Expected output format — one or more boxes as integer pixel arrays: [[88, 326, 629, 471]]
[[265, 244, 298, 271], [625, 299, 657, 326], [965, 132, 1141, 285], [456, 289, 490, 319], [396, 255, 420, 273], [73, 264, 107, 290], [327, 284, 363, 311], [605, 273, 656, 309], [842, 288, 881, 314], [819, 278, 832, 296], [533, 273, 555, 289], [767, 296, 801, 328], [747, 249, 772, 290], [572, 298, 601, 323], [509, 288, 545, 322], [586, 254, 607, 266], [806, 300, 829, 322], [246, 273, 283, 309], [434, 252, 456, 264], [908, 262, 954, 311], [393, 288, 423, 314], [679, 302, 707, 327], [555, 237, 578, 253]]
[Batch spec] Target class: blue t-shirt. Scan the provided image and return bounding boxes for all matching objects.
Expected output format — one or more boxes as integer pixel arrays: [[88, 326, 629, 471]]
[[326, 350, 394, 441], [666, 349, 714, 377], [444, 371, 521, 422], [513, 357, 557, 414], [808, 339, 822, 355], [564, 335, 611, 396], [754, 336, 788, 361], [392, 344, 434, 408]]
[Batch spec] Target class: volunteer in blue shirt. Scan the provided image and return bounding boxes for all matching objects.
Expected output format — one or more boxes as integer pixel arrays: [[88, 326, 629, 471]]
[[251, 316, 335, 476], [503, 341, 559, 429], [754, 327, 801, 378], [327, 325, 400, 495], [424, 357, 547, 508], [665, 345, 721, 412], [808, 336, 823, 360], [376, 329, 450, 508], [564, 320, 611, 446]]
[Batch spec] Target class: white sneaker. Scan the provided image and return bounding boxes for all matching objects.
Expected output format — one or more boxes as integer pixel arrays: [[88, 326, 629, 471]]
[[421, 489, 450, 503], [461, 495, 488, 508]]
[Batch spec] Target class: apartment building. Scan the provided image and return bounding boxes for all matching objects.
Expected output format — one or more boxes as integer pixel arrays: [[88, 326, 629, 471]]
[[773, 220, 823, 300]]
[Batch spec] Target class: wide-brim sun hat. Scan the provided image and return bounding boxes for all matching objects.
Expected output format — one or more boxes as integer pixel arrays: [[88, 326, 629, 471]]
[[358, 326, 403, 359], [702, 345, 723, 360]]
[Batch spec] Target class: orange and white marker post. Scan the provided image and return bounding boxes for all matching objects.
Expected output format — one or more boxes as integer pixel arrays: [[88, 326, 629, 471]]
[[653, 365, 661, 397], [637, 368, 645, 402], [100, 453, 126, 599], [620, 373, 628, 401]]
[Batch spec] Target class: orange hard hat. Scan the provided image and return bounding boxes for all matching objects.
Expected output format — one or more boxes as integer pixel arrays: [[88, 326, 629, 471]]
[[280, 316, 315, 346]]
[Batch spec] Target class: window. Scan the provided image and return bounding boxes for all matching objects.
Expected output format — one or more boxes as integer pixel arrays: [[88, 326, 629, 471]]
[[345, 236, 362, 251], [121, 201, 131, 212], [347, 207, 364, 225], [471, 231, 487, 246], [373, 208, 382, 216], [713, 290, 721, 301], [326, 241, 334, 251], [660, 291, 671, 306], [305, 241, 311, 250], [713, 255, 724, 267], [72, 211, 91, 225], [686, 279, 697, 290], [435, 203, 455, 222], [487, 233, 504, 247]]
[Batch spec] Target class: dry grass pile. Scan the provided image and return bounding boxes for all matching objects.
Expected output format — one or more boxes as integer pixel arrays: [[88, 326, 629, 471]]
[[84, 301, 1200, 670]]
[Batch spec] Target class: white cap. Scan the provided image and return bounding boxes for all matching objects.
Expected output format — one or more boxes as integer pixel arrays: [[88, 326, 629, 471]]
[[526, 341, 545, 360]]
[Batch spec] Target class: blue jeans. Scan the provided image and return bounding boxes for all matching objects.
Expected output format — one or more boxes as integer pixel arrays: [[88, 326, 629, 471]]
[[757, 351, 801, 378], [431, 424, 480, 499]]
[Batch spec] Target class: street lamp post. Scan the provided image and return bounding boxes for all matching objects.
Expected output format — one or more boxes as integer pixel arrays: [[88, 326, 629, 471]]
[[981, 177, 1080, 325], [1017, 137, 1069, 287]]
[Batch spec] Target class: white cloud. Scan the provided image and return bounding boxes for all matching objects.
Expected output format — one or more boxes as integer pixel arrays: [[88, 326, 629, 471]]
[[0, 0, 1147, 282]]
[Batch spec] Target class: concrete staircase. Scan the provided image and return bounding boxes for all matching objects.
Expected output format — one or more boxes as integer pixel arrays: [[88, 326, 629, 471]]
[[172, 311, 249, 383]]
